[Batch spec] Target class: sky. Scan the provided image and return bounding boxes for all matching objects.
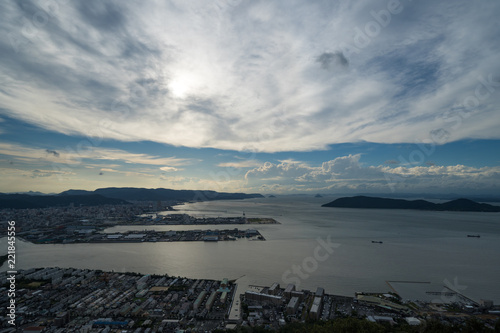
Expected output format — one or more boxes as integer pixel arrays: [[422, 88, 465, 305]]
[[0, 0, 499, 195]]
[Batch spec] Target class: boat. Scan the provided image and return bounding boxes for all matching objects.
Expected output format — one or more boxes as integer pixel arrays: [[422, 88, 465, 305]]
[[371, 241, 383, 244], [467, 235, 480, 238]]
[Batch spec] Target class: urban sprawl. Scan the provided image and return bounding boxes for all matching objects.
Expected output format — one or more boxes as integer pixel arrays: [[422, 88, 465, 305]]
[[1, 204, 499, 332]]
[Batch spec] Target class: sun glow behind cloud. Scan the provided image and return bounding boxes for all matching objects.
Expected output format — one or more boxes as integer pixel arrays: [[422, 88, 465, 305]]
[[0, 1, 499, 194], [1, 1, 499, 153]]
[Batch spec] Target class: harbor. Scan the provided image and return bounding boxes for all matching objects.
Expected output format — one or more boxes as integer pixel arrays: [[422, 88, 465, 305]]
[[28, 228, 266, 244]]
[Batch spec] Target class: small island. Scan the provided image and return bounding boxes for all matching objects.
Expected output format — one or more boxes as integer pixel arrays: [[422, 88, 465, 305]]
[[322, 196, 500, 212]]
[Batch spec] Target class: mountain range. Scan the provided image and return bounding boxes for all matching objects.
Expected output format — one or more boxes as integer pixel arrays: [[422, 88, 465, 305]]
[[0, 187, 263, 209]]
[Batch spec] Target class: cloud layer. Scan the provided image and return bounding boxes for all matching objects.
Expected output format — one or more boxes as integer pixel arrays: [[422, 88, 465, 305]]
[[1, 0, 499, 152], [244, 155, 500, 194]]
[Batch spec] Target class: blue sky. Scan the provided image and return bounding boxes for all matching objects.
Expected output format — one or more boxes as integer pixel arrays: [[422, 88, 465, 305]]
[[1, 0, 499, 195]]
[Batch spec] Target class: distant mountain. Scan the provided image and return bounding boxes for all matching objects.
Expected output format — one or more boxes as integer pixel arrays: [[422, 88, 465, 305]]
[[12, 191, 52, 196], [0, 187, 264, 210], [0, 194, 129, 209], [322, 196, 500, 212], [58, 189, 94, 196], [59, 187, 264, 202]]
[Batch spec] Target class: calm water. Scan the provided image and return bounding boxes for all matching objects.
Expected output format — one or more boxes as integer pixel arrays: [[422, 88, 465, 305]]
[[2, 196, 500, 302]]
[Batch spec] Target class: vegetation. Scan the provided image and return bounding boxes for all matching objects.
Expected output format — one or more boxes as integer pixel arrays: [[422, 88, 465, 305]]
[[3, 278, 48, 289]]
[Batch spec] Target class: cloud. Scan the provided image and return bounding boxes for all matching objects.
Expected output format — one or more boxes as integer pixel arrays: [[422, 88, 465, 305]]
[[0, 1, 499, 152], [88, 148, 195, 166], [100, 168, 118, 173], [217, 160, 261, 168], [0, 142, 195, 167], [245, 155, 500, 194], [160, 166, 180, 172], [245, 160, 314, 182], [0, 143, 72, 163], [31, 169, 74, 178], [316, 51, 349, 70], [45, 149, 60, 157]]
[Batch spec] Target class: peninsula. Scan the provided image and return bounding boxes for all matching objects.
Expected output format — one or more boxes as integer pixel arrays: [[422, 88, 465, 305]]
[[322, 196, 500, 212], [0, 187, 264, 209]]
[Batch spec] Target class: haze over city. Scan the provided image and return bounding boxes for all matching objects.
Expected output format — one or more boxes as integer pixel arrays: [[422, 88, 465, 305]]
[[1, 0, 499, 195]]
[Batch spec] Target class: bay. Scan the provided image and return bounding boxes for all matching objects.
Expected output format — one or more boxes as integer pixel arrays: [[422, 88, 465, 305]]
[[2, 196, 500, 302]]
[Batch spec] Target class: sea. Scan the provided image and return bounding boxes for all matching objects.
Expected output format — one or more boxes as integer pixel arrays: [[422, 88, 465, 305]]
[[2, 196, 500, 303]]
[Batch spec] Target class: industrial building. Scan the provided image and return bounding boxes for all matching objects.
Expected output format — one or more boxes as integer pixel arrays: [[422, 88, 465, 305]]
[[284, 283, 296, 300], [309, 296, 323, 320], [286, 297, 300, 315], [268, 282, 280, 295], [245, 291, 283, 305]]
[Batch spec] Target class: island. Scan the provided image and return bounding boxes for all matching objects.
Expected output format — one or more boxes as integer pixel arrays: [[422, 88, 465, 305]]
[[322, 196, 500, 212]]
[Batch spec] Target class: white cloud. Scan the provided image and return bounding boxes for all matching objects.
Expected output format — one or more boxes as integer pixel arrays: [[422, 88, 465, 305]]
[[100, 168, 119, 173], [0, 143, 194, 167], [1, 1, 499, 152], [88, 148, 194, 166], [31, 169, 75, 178], [160, 166, 181, 172], [245, 155, 500, 194], [217, 160, 262, 168], [0, 143, 73, 163]]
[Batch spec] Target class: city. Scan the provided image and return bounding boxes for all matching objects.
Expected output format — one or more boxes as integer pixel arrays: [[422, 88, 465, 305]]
[[2, 0, 500, 332], [0, 205, 274, 244], [1, 266, 499, 332]]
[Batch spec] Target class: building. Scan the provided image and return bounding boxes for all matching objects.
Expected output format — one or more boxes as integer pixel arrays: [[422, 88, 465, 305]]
[[206, 291, 218, 310], [286, 297, 300, 315], [284, 284, 296, 300], [367, 316, 396, 325], [125, 233, 146, 240], [245, 229, 258, 237], [268, 282, 280, 295], [405, 317, 421, 326], [291, 290, 304, 301], [480, 299, 494, 309], [245, 291, 283, 305], [54, 311, 69, 327], [315, 287, 324, 299], [194, 291, 207, 310], [220, 291, 228, 303], [309, 296, 323, 320]]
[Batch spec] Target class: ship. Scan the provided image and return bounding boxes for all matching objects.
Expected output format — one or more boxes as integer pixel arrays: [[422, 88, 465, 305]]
[[467, 234, 480, 238], [371, 240, 383, 244]]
